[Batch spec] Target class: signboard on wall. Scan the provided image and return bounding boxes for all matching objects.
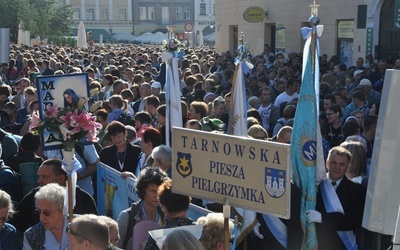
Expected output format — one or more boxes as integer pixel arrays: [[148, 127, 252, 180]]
[[275, 23, 286, 54], [338, 20, 354, 39], [243, 6, 266, 23]]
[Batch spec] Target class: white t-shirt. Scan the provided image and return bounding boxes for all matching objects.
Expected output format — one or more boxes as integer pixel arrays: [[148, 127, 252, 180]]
[[274, 91, 299, 108]]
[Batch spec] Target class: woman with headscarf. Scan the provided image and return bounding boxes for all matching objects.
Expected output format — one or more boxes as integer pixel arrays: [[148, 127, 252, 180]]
[[63, 88, 80, 110]]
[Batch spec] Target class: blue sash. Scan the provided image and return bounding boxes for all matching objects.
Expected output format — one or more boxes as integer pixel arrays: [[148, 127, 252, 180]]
[[321, 179, 358, 250], [262, 214, 287, 249]]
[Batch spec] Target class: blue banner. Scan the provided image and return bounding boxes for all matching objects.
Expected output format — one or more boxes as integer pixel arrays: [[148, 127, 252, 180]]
[[96, 163, 138, 220]]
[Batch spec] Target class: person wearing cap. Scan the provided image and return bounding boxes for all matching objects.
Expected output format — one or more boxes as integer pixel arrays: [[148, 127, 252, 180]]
[[348, 69, 364, 93], [151, 82, 162, 97], [358, 78, 381, 109]]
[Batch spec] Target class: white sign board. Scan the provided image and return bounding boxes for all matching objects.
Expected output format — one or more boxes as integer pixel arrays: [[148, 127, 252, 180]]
[[363, 69, 400, 234], [172, 128, 291, 218]]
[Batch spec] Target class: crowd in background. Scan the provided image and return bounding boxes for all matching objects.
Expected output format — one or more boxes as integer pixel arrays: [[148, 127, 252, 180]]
[[0, 41, 398, 249]]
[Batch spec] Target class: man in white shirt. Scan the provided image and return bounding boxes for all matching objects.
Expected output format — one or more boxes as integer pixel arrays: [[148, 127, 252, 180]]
[[274, 78, 299, 108]]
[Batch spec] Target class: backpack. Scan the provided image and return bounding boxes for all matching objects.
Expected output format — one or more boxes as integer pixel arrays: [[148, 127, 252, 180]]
[[117, 111, 135, 126], [0, 164, 22, 205]]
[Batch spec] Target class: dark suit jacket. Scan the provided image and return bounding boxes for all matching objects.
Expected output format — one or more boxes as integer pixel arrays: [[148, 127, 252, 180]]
[[42, 67, 54, 76], [316, 177, 366, 250], [254, 183, 303, 250], [99, 142, 141, 174], [9, 186, 98, 233]]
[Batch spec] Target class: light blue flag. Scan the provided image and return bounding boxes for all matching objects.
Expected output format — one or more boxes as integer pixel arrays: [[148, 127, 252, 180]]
[[291, 26, 323, 250]]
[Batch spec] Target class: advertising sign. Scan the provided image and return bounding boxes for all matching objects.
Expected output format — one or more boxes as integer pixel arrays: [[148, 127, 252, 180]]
[[243, 7, 266, 23]]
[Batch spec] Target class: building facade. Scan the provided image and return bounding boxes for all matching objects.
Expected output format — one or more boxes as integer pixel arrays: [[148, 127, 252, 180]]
[[193, 0, 215, 46], [215, 0, 400, 65], [67, 0, 194, 42]]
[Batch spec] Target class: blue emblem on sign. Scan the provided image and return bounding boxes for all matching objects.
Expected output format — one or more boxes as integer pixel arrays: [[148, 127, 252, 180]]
[[176, 152, 192, 178], [265, 167, 286, 198]]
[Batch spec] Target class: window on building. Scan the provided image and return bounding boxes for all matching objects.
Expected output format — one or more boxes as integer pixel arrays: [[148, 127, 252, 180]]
[[140, 7, 147, 20], [87, 9, 94, 21], [100, 9, 108, 21], [161, 6, 169, 25], [176, 7, 183, 20], [147, 7, 155, 20], [184, 7, 190, 20], [72, 9, 80, 20], [200, 3, 206, 15], [119, 9, 126, 20]]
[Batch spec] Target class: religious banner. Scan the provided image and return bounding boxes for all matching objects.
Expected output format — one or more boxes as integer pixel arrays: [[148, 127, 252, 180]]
[[172, 127, 291, 218], [96, 162, 139, 221], [35, 73, 90, 150]]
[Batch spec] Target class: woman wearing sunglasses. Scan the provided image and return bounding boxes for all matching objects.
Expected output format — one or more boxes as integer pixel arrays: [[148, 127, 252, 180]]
[[23, 183, 69, 250], [0, 190, 21, 249]]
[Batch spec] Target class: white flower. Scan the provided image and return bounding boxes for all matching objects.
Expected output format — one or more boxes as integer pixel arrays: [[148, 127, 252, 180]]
[[59, 125, 72, 141]]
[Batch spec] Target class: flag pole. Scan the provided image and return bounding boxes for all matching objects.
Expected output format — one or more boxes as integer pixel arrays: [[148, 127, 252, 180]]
[[223, 198, 230, 250], [309, 0, 319, 88], [228, 32, 256, 247], [67, 177, 73, 221]]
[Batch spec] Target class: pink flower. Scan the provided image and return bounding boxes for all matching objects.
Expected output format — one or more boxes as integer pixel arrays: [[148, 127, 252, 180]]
[[45, 104, 59, 118], [60, 110, 78, 129], [70, 110, 102, 135], [29, 112, 41, 131]]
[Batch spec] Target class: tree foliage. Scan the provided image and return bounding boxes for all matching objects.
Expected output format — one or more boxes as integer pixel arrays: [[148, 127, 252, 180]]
[[0, 0, 20, 42], [18, 0, 73, 42]]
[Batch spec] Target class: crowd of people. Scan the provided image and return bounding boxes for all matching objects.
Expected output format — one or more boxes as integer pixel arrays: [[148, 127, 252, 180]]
[[0, 41, 398, 249]]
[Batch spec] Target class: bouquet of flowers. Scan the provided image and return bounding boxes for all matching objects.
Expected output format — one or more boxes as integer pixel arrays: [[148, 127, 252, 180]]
[[29, 104, 102, 151], [163, 38, 181, 52]]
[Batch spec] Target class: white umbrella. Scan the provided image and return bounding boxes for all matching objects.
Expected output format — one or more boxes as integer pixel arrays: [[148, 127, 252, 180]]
[[203, 32, 215, 42], [77, 21, 87, 48]]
